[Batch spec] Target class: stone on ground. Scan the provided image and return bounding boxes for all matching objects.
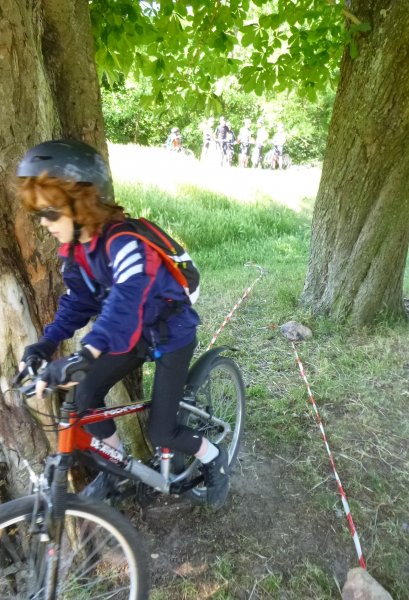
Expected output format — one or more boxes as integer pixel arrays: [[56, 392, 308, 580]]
[[280, 320, 312, 341], [342, 568, 393, 600]]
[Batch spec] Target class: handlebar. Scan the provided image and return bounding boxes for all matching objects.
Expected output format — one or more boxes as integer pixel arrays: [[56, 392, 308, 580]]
[[16, 377, 53, 400], [14, 357, 89, 393], [13, 364, 55, 399]]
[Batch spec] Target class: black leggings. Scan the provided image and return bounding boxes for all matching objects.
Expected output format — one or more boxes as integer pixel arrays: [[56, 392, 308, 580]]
[[75, 338, 202, 456]]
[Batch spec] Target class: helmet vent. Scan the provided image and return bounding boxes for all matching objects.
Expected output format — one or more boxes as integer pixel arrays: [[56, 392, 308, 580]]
[[32, 155, 52, 162]]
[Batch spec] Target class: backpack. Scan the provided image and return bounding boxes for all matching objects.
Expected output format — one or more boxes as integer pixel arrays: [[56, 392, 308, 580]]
[[114, 218, 200, 304]]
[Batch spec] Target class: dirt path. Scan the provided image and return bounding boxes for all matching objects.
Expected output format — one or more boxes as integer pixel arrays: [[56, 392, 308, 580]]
[[125, 443, 353, 598]]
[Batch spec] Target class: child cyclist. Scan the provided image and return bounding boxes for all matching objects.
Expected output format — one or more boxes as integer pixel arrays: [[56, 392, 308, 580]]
[[15, 139, 229, 509]]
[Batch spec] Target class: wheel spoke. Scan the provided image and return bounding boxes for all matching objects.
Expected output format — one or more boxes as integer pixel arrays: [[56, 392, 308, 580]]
[[175, 355, 245, 505], [0, 495, 149, 599]]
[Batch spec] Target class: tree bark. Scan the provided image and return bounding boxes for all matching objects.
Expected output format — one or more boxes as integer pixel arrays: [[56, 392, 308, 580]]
[[0, 0, 147, 498], [301, 1, 409, 324]]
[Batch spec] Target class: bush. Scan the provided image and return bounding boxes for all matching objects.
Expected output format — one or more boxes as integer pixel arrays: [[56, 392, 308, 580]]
[[102, 76, 335, 164]]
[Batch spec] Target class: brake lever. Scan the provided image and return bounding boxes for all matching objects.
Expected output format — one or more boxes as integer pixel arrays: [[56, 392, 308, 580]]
[[12, 366, 31, 386], [12, 356, 43, 386], [19, 382, 38, 398], [19, 382, 54, 398], [13, 362, 53, 398]]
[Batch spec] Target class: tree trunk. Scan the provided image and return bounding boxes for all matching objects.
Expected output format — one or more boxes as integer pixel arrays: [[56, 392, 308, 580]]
[[301, 2, 409, 324], [0, 0, 147, 499]]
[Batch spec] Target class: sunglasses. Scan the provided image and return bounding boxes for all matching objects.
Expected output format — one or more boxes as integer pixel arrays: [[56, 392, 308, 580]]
[[32, 206, 63, 222]]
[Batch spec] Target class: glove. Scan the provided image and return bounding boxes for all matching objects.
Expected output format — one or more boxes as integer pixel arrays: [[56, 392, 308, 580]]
[[13, 338, 58, 385], [21, 339, 57, 367], [40, 347, 96, 387]]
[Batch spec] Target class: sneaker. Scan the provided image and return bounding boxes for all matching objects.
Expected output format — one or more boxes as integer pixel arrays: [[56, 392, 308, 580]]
[[202, 445, 229, 510], [79, 471, 118, 501]]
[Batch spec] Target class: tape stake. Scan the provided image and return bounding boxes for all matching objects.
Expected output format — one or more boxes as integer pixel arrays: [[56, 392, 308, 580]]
[[291, 342, 366, 569]]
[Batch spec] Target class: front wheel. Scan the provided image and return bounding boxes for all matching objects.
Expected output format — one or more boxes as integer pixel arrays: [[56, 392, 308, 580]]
[[177, 356, 246, 505], [0, 494, 150, 599]]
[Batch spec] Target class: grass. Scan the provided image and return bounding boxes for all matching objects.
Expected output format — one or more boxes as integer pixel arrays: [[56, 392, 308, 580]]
[[115, 177, 409, 599], [116, 182, 311, 272]]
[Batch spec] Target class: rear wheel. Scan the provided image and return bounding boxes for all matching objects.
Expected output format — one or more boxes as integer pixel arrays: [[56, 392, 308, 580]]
[[0, 494, 149, 599], [181, 148, 195, 159], [177, 356, 246, 505], [282, 152, 292, 169]]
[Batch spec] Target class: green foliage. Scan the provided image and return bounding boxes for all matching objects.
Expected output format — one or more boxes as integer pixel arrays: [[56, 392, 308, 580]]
[[89, 0, 359, 108], [283, 87, 335, 163], [101, 76, 193, 146], [101, 77, 205, 153], [95, 0, 347, 162], [102, 75, 335, 163]]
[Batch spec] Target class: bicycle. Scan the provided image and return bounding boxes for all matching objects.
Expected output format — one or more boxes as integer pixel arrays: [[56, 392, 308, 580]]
[[177, 147, 195, 160], [0, 346, 245, 599], [238, 143, 251, 168], [251, 145, 263, 169], [163, 143, 195, 159], [215, 138, 228, 166], [224, 142, 235, 167], [264, 147, 291, 170]]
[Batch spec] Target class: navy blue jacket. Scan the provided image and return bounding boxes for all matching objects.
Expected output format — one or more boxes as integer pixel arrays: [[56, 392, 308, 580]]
[[42, 221, 200, 354]]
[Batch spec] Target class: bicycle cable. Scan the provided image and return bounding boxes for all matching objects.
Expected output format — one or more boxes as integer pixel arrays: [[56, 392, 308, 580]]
[[6, 388, 90, 432]]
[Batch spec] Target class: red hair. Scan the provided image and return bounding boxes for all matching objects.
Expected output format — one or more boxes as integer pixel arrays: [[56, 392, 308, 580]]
[[18, 172, 126, 235]]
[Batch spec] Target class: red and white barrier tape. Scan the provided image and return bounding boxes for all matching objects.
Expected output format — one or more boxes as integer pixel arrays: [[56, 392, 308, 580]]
[[205, 264, 266, 352], [291, 342, 366, 569], [205, 267, 365, 567]]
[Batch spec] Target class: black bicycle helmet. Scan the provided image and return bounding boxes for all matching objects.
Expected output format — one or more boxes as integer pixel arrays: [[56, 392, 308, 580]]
[[17, 139, 114, 203]]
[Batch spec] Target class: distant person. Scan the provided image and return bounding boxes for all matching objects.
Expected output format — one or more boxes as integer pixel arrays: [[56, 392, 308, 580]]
[[226, 121, 235, 145], [252, 118, 268, 168], [201, 117, 215, 161], [272, 123, 287, 169], [214, 116, 229, 165], [166, 127, 182, 152], [237, 118, 253, 168], [225, 121, 236, 166]]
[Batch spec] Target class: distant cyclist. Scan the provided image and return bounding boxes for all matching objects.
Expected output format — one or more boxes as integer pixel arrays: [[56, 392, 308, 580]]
[[225, 121, 236, 166], [252, 117, 268, 168], [272, 122, 287, 169], [214, 116, 229, 166], [201, 117, 215, 161], [237, 118, 253, 168], [166, 127, 182, 152]]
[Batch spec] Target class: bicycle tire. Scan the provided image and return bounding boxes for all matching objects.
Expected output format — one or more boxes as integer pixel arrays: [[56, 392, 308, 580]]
[[0, 493, 149, 599], [177, 356, 246, 505], [282, 153, 292, 169], [181, 148, 195, 159]]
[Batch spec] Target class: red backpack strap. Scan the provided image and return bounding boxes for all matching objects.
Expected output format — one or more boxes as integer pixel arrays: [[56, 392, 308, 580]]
[[105, 228, 189, 289], [138, 218, 177, 253]]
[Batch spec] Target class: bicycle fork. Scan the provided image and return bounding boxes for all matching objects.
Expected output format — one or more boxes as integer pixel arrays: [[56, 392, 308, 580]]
[[46, 455, 70, 599], [24, 456, 70, 600]]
